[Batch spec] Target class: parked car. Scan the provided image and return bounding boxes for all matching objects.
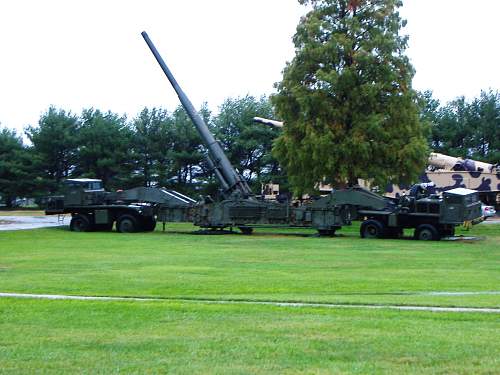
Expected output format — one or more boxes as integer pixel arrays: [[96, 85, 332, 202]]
[[481, 205, 496, 219]]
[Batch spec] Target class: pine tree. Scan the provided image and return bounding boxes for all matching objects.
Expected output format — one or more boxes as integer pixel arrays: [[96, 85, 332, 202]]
[[272, 0, 428, 192], [0, 127, 33, 207], [25, 107, 80, 192]]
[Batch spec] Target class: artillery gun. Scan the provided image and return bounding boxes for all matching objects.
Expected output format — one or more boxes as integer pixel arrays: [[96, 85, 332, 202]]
[[142, 33, 483, 239], [142, 32, 332, 234], [428, 153, 499, 173]]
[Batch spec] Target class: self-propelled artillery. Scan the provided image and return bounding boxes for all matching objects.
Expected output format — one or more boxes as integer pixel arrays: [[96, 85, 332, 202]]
[[140, 32, 482, 240]]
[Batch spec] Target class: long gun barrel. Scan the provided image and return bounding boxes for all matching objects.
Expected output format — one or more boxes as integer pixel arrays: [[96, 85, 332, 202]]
[[141, 31, 252, 198], [253, 117, 284, 128], [429, 152, 499, 173]]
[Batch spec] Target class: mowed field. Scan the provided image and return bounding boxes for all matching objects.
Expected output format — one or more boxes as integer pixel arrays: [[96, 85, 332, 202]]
[[1, 222, 499, 373]]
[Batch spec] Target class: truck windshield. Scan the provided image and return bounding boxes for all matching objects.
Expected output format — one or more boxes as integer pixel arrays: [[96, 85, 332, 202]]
[[87, 182, 103, 190]]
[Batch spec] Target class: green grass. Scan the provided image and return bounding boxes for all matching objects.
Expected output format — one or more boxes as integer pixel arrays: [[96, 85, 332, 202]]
[[1, 298, 499, 374], [0, 222, 499, 307], [0, 222, 499, 373]]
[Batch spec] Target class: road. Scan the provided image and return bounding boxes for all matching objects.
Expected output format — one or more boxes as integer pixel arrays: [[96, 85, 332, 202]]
[[0, 215, 67, 231]]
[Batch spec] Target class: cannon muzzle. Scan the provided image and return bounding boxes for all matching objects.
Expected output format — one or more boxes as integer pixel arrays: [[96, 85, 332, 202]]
[[253, 117, 284, 128]]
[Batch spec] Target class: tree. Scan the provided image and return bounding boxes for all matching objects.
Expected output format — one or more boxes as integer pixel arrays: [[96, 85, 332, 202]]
[[130, 107, 174, 187], [214, 96, 282, 187], [0, 126, 34, 207], [272, 0, 428, 193], [25, 107, 79, 192], [429, 96, 471, 158], [467, 91, 500, 163], [168, 105, 205, 190], [75, 109, 133, 189], [428, 91, 500, 164]]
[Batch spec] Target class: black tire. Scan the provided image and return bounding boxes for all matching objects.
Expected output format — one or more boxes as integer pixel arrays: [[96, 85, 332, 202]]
[[414, 224, 440, 241], [360, 220, 385, 239], [70, 214, 91, 232], [141, 217, 157, 232], [116, 214, 139, 233], [238, 226, 253, 235]]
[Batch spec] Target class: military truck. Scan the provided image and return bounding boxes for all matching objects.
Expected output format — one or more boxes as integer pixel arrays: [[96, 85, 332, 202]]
[[45, 178, 194, 232]]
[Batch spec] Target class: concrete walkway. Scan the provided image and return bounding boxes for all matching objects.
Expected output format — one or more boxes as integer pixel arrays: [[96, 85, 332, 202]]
[[0, 215, 66, 231], [1, 292, 499, 314]]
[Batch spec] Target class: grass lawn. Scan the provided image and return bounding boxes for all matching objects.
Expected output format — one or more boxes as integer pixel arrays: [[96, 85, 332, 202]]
[[0, 222, 499, 307], [0, 222, 499, 373], [1, 298, 499, 374]]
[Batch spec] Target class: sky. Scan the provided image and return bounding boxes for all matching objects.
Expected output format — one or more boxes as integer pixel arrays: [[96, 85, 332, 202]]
[[1, 0, 499, 134]]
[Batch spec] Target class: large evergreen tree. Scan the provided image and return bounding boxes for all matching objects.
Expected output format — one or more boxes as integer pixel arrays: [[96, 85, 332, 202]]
[[75, 109, 133, 189], [272, 0, 428, 192], [25, 107, 79, 192]]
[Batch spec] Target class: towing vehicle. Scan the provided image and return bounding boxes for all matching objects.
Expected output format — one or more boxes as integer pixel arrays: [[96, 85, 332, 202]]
[[45, 178, 194, 232]]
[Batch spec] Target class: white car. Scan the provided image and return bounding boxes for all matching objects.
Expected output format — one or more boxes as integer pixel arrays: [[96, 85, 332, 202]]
[[481, 205, 496, 219]]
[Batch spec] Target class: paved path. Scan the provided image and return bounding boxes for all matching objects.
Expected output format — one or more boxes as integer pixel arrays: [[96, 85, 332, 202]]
[[0, 216, 66, 231], [1, 292, 499, 314], [481, 217, 500, 225]]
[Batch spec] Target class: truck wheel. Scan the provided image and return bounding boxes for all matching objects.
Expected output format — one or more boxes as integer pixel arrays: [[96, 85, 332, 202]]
[[117, 215, 139, 233], [360, 220, 384, 239], [414, 224, 440, 241], [70, 214, 91, 232]]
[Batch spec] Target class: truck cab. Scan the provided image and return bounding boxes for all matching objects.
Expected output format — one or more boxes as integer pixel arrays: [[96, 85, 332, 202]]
[[62, 178, 106, 207]]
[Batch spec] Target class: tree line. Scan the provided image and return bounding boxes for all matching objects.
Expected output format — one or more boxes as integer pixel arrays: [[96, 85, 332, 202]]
[[0, 91, 499, 207], [422, 90, 500, 164], [0, 96, 282, 207]]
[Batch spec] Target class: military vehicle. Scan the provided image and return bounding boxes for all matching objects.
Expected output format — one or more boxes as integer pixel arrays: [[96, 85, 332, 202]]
[[386, 153, 500, 209], [45, 178, 194, 232], [141, 32, 482, 240]]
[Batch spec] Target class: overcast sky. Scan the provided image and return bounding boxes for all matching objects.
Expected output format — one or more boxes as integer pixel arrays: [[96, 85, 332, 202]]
[[1, 0, 499, 133]]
